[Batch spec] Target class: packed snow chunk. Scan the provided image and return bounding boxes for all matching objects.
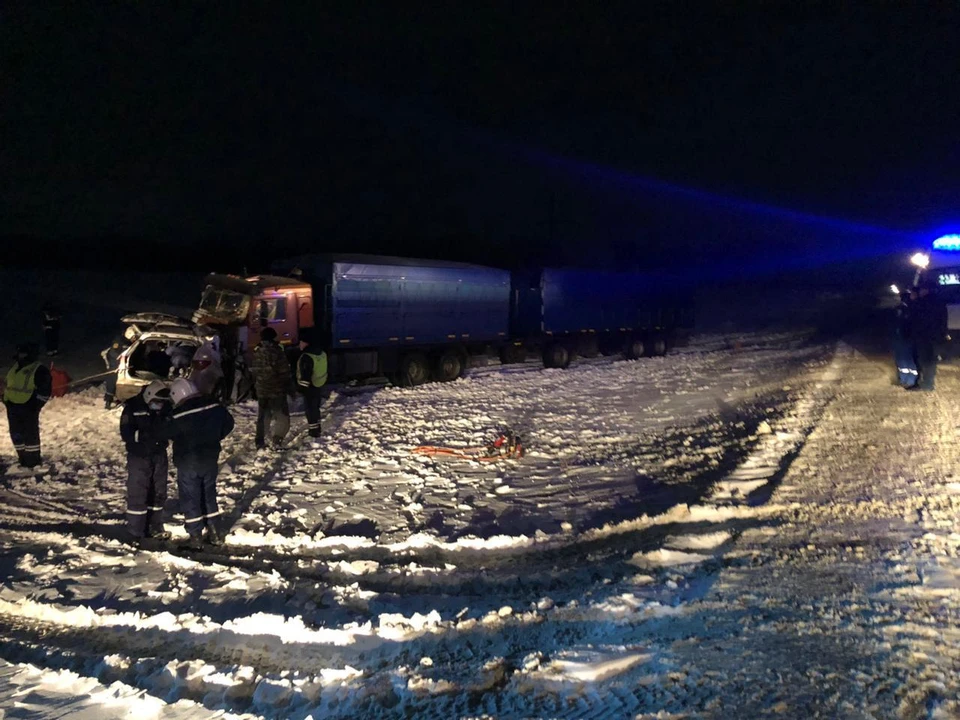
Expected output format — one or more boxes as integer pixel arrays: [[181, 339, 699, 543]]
[[628, 548, 710, 568], [253, 677, 294, 708], [377, 610, 443, 641], [664, 530, 732, 551], [223, 612, 368, 646], [756, 420, 773, 435]]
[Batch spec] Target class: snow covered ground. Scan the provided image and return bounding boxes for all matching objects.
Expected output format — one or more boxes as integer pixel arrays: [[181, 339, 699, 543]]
[[2, 330, 958, 718]]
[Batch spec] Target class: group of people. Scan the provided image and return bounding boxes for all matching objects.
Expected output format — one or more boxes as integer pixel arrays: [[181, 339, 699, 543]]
[[893, 278, 949, 391], [4, 326, 328, 550]]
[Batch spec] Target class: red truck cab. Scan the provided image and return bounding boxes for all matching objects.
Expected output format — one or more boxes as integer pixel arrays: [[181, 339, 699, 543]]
[[193, 274, 314, 354]]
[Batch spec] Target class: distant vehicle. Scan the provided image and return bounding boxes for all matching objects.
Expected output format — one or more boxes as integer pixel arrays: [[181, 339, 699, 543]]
[[191, 254, 693, 389], [909, 235, 960, 340]]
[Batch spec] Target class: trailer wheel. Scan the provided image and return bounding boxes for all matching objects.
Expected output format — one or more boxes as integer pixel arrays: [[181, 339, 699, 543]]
[[435, 350, 464, 382], [627, 338, 646, 360], [543, 343, 571, 369], [650, 336, 668, 356], [400, 352, 431, 386]]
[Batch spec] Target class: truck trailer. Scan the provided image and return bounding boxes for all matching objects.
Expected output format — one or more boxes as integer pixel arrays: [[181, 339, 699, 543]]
[[193, 254, 693, 390]]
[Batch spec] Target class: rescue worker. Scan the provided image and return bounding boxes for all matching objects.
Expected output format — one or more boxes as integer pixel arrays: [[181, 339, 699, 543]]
[[120, 381, 171, 542], [162, 378, 234, 549], [296, 330, 327, 439], [189, 339, 224, 397], [910, 278, 948, 391], [252, 327, 293, 449], [3, 343, 52, 469], [101, 336, 127, 409], [41, 304, 61, 357], [893, 290, 918, 388], [165, 342, 194, 377]]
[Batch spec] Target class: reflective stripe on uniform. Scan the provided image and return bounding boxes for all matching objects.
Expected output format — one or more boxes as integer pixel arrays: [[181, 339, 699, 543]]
[[172, 403, 220, 420], [126, 508, 148, 515], [184, 515, 205, 525], [899, 367, 919, 375]]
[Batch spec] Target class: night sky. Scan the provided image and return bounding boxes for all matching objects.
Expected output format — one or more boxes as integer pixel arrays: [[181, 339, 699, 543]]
[[3, 4, 958, 275]]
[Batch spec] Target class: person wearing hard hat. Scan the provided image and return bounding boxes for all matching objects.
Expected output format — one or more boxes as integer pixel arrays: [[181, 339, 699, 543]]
[[120, 380, 172, 543], [162, 378, 235, 549], [3, 343, 52, 470]]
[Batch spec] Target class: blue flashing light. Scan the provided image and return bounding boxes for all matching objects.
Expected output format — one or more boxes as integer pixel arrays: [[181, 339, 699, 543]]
[[932, 234, 960, 251]]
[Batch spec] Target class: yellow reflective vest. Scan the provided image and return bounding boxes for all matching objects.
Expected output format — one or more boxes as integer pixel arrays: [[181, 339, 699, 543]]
[[4, 362, 40, 405], [297, 351, 328, 388]]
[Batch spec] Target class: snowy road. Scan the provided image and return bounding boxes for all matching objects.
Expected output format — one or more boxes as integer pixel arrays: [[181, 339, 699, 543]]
[[3, 332, 956, 718]]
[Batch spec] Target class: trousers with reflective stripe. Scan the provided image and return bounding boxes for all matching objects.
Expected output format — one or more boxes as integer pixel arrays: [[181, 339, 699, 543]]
[[5, 402, 41, 467], [126, 452, 169, 537], [176, 455, 220, 537]]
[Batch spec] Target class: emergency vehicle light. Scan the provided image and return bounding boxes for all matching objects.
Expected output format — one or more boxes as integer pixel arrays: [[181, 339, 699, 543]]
[[933, 234, 960, 251]]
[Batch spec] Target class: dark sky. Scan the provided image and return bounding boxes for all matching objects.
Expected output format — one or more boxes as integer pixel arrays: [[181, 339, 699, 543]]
[[3, 3, 959, 272]]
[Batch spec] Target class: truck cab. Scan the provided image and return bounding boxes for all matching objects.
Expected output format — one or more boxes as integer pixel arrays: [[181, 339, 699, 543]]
[[193, 274, 315, 353]]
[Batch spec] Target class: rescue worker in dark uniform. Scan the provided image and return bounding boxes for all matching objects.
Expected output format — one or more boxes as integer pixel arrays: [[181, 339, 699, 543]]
[[41, 304, 61, 357], [3, 343, 52, 469], [162, 378, 234, 549], [296, 329, 328, 439], [101, 336, 127, 409], [120, 381, 171, 542], [893, 289, 918, 388], [252, 327, 293, 449], [910, 278, 948, 391]]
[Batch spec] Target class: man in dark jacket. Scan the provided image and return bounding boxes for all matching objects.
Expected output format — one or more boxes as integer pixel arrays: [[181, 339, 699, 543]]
[[910, 280, 948, 391], [252, 327, 292, 449], [163, 378, 235, 549], [3, 343, 52, 469], [101, 337, 127, 409], [120, 381, 171, 541], [41, 304, 61, 357], [296, 330, 327, 439]]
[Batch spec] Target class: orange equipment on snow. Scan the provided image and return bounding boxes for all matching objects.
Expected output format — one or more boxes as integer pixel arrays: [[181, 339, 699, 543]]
[[50, 363, 71, 398], [411, 428, 524, 462]]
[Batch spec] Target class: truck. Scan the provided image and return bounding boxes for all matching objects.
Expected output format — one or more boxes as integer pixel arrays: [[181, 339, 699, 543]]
[[190, 253, 693, 391]]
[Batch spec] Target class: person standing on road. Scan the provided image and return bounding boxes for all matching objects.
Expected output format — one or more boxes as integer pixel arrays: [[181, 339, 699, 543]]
[[41, 303, 61, 357], [252, 327, 293, 449], [296, 329, 328, 439], [893, 290, 918, 388], [3, 343, 52, 470], [162, 378, 234, 549], [120, 381, 172, 542], [909, 279, 948, 391], [101, 336, 127, 409]]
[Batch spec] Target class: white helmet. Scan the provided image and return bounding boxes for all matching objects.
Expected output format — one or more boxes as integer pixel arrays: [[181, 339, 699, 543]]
[[169, 378, 199, 406], [143, 380, 171, 405], [124, 326, 139, 342]]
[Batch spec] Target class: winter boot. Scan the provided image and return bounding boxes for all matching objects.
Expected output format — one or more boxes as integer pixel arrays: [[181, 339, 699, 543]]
[[205, 526, 223, 546], [178, 535, 204, 551]]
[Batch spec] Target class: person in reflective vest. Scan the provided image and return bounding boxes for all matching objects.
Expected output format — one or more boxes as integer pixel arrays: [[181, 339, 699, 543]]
[[3, 343, 52, 469], [296, 330, 327, 439]]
